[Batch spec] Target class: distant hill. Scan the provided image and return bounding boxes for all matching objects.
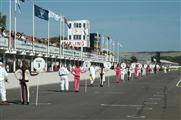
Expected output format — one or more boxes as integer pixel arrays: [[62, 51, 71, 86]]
[[120, 51, 181, 64]]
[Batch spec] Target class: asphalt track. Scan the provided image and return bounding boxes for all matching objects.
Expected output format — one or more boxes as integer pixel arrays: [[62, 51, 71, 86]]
[[0, 71, 181, 120]]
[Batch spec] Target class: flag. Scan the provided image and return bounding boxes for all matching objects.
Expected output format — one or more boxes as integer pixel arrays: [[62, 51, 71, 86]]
[[15, 0, 25, 14], [62, 16, 71, 28], [49, 10, 60, 21], [34, 4, 49, 21]]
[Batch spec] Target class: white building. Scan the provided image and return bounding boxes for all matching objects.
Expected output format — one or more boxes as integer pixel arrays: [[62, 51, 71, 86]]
[[68, 20, 90, 47]]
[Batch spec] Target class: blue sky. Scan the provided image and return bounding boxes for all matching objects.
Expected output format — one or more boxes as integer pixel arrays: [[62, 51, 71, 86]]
[[0, 0, 180, 52]]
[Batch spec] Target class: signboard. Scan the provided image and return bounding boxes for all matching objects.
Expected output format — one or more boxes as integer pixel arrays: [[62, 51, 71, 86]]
[[83, 60, 91, 68], [139, 64, 143, 69], [121, 63, 126, 69], [33, 57, 45, 71], [104, 62, 111, 69], [61, 40, 87, 47], [131, 63, 136, 69], [144, 64, 148, 69]]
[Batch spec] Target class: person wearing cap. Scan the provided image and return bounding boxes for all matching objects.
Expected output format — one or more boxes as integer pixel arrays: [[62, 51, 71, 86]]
[[0, 62, 9, 105], [58, 63, 70, 92]]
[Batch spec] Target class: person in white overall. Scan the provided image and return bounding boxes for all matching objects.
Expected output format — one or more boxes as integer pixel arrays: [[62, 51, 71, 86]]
[[58, 63, 70, 92], [0, 62, 9, 105], [121, 68, 126, 82], [89, 64, 96, 86]]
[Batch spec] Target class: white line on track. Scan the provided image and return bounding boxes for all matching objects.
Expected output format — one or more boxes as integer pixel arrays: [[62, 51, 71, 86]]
[[30, 103, 51, 105], [101, 104, 143, 107], [176, 79, 181, 87], [127, 115, 146, 119], [144, 102, 158, 105], [95, 91, 124, 94], [136, 107, 153, 110], [148, 98, 161, 100], [153, 94, 164, 97]]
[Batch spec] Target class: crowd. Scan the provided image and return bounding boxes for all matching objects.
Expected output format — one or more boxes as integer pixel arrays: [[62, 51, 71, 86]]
[[0, 60, 169, 105], [0, 27, 82, 49]]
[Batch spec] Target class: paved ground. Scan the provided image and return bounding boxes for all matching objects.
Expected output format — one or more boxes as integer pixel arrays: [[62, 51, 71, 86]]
[[0, 71, 181, 120]]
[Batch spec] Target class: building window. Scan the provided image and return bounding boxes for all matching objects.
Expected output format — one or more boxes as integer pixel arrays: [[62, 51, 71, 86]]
[[79, 23, 81, 28], [83, 23, 86, 28], [73, 35, 82, 40], [83, 35, 85, 40], [68, 23, 71, 29], [78, 35, 81, 40], [74, 23, 79, 28], [74, 23, 78, 28], [69, 35, 71, 40]]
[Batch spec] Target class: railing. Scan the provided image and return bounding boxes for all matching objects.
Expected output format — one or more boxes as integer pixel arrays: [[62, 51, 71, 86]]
[[0, 37, 8, 48], [0, 37, 111, 62]]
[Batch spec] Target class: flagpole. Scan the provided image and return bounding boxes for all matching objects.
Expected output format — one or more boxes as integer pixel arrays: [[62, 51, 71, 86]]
[[102, 35, 105, 62], [59, 16, 61, 56], [110, 39, 112, 62], [111, 39, 112, 62], [111, 39, 113, 62], [9, 0, 12, 50], [48, 16, 50, 55], [107, 37, 109, 62], [97, 32, 99, 60], [101, 35, 103, 56], [118, 43, 120, 62], [62, 18, 64, 57], [14, 0, 17, 50], [109, 38, 111, 62], [32, 2, 34, 52]]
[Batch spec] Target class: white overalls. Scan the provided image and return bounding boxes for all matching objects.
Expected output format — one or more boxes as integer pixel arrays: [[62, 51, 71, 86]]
[[0, 66, 8, 102]]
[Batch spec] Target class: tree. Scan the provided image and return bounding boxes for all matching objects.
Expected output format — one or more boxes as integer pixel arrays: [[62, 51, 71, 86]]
[[155, 52, 160, 63], [0, 12, 6, 27], [130, 56, 138, 63]]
